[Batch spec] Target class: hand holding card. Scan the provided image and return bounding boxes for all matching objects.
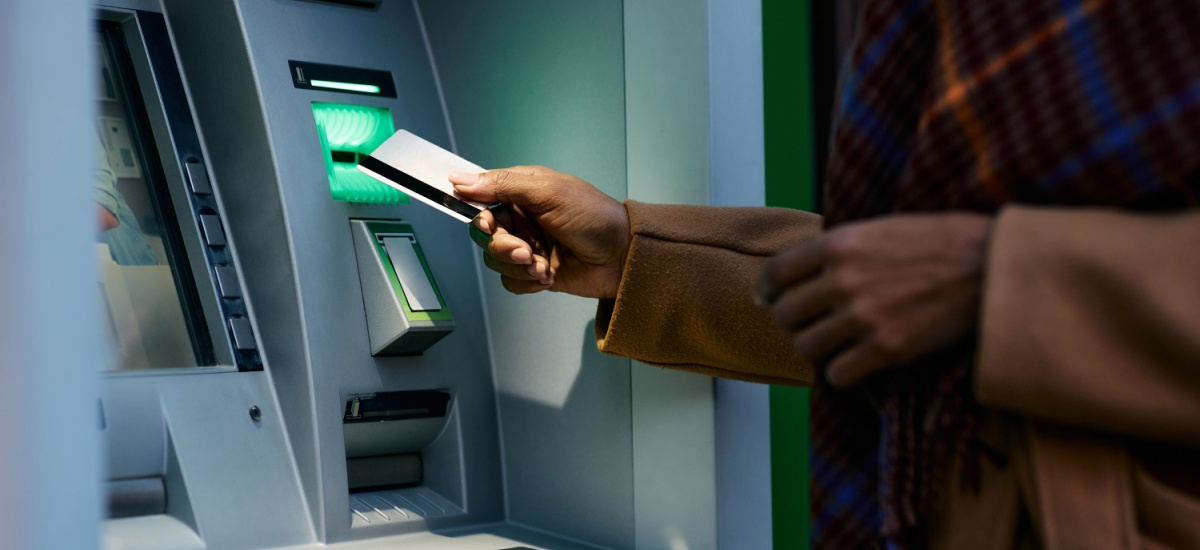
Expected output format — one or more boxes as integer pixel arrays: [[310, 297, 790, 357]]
[[450, 165, 632, 299], [357, 130, 489, 223]]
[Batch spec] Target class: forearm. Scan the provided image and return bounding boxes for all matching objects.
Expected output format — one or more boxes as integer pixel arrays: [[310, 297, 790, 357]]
[[976, 206, 1200, 445], [595, 201, 819, 385]]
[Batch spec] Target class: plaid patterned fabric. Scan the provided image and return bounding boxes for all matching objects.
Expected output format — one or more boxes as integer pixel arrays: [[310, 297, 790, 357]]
[[813, 0, 1200, 547]]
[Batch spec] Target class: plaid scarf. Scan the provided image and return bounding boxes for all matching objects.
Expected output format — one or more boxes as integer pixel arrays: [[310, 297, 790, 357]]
[[812, 0, 1200, 547]]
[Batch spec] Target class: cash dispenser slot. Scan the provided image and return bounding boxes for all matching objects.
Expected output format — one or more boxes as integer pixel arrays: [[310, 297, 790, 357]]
[[350, 219, 454, 355], [342, 390, 451, 492]]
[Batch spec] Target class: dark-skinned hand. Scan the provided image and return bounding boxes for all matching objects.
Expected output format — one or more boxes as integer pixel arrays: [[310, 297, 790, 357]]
[[450, 166, 630, 299], [757, 213, 993, 389]]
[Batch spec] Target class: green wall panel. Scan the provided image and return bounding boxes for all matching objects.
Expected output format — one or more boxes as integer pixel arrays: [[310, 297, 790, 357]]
[[765, 0, 815, 548]]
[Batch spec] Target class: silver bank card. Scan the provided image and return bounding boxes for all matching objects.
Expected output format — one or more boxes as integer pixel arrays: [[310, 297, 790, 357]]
[[357, 130, 488, 223]]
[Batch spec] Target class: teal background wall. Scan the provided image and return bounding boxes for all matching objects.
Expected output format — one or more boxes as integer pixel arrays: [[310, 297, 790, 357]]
[[418, 2, 637, 547]]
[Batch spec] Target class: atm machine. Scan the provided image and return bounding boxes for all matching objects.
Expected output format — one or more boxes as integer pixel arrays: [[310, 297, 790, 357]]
[[92, 0, 725, 549]]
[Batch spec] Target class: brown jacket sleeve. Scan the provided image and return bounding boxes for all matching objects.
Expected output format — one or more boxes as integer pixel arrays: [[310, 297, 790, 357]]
[[594, 200, 819, 386], [977, 206, 1200, 445]]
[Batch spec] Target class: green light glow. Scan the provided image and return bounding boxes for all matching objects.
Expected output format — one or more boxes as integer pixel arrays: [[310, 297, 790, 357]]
[[310, 80, 381, 94], [312, 102, 407, 204]]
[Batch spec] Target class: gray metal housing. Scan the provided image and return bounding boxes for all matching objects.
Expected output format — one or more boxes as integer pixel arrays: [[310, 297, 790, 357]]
[[161, 0, 509, 544]]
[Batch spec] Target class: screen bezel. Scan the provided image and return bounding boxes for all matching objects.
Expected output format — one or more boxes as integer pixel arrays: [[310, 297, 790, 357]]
[[97, 6, 261, 373]]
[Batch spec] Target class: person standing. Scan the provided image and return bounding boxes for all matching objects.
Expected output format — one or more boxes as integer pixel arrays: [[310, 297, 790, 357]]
[[451, 0, 1200, 547]]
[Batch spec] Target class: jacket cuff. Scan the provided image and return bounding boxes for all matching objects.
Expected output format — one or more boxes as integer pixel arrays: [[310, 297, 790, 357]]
[[594, 200, 817, 385]]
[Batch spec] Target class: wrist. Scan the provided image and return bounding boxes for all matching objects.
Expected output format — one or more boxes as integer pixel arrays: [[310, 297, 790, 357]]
[[604, 200, 632, 299]]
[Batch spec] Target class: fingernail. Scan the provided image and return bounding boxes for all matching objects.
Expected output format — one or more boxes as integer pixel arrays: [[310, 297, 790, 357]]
[[512, 248, 532, 264], [479, 218, 492, 234], [450, 172, 484, 193], [528, 261, 544, 279]]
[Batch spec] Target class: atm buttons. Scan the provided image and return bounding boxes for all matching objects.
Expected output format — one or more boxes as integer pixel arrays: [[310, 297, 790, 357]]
[[184, 161, 213, 195], [214, 265, 242, 299], [200, 214, 227, 247], [228, 317, 257, 351]]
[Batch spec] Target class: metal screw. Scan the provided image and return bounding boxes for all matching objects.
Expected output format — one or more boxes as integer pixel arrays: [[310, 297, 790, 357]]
[[249, 405, 262, 422]]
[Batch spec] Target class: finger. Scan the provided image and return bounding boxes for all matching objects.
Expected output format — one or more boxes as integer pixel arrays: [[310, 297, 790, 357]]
[[448, 170, 481, 187], [485, 231, 534, 265], [500, 165, 556, 177], [481, 204, 523, 240], [758, 240, 826, 305], [492, 204, 516, 231], [473, 208, 496, 235], [769, 275, 839, 331], [491, 203, 544, 251], [483, 251, 541, 280], [468, 223, 491, 250], [451, 168, 556, 211], [824, 343, 892, 389], [792, 311, 861, 364], [527, 254, 554, 284], [482, 248, 554, 285], [500, 275, 553, 295]]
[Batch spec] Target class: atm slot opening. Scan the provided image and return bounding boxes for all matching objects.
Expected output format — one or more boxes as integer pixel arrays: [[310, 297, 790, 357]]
[[342, 390, 451, 492], [312, 102, 407, 204], [329, 150, 367, 164], [347, 453, 423, 493]]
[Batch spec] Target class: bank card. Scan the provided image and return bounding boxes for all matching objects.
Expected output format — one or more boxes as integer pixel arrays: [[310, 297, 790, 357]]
[[357, 130, 488, 223]]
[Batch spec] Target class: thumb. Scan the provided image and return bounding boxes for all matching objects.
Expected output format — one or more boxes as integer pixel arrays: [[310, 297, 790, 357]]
[[450, 168, 555, 212]]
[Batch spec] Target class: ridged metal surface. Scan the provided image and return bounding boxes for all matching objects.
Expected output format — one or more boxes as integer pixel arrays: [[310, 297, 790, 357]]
[[348, 487, 462, 527]]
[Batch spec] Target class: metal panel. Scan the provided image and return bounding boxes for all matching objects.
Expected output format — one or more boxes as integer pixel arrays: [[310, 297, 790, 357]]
[[708, 0, 774, 548], [625, 1, 718, 549]]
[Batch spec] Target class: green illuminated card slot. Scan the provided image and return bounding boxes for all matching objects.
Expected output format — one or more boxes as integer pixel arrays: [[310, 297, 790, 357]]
[[312, 102, 408, 204]]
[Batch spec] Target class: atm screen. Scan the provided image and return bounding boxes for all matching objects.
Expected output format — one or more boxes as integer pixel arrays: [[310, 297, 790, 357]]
[[94, 25, 216, 370]]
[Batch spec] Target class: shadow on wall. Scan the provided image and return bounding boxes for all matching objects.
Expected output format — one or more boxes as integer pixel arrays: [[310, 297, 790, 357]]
[[488, 319, 636, 549]]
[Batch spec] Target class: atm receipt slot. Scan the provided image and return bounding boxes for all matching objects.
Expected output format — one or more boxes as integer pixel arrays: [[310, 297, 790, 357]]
[[351, 219, 454, 355], [380, 237, 439, 312]]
